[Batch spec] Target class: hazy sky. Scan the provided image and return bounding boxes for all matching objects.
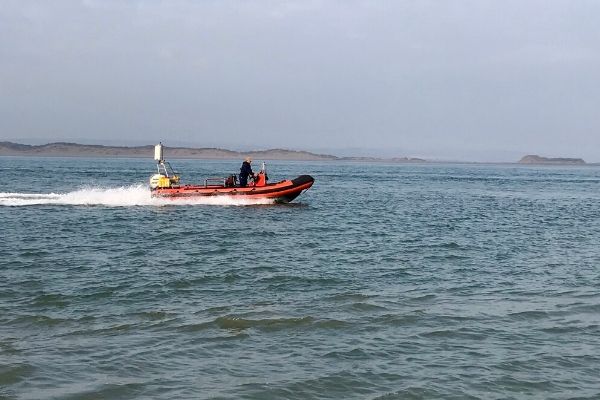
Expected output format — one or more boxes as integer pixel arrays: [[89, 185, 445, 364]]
[[1, 0, 599, 161]]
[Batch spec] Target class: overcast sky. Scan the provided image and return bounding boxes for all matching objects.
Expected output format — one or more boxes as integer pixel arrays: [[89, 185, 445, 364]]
[[1, 0, 599, 161]]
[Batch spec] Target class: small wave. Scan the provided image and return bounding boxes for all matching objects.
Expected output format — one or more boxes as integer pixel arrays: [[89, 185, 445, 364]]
[[326, 292, 374, 302], [409, 294, 437, 302], [0, 339, 23, 355], [419, 328, 486, 340], [439, 241, 461, 249], [209, 315, 349, 333], [214, 315, 314, 331], [9, 314, 69, 327], [373, 387, 442, 399], [570, 303, 600, 313], [178, 321, 213, 333], [259, 275, 345, 288], [31, 293, 70, 308], [84, 323, 135, 335], [324, 348, 368, 359], [347, 302, 388, 312], [0, 185, 276, 207], [507, 310, 549, 320], [372, 313, 424, 326], [313, 319, 350, 329], [136, 311, 172, 321]]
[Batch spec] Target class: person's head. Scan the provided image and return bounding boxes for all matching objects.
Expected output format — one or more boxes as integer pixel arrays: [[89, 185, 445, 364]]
[[245, 157, 252, 164]]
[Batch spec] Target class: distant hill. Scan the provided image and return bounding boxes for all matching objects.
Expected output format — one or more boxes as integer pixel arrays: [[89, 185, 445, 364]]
[[0, 141, 426, 163], [518, 155, 586, 165], [0, 141, 339, 161]]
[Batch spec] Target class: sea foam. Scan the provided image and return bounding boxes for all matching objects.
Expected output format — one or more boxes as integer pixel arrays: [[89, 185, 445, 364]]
[[0, 185, 276, 207]]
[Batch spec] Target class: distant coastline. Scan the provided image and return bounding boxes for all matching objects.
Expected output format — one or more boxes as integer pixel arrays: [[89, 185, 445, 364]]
[[1, 142, 596, 165], [0, 141, 427, 163]]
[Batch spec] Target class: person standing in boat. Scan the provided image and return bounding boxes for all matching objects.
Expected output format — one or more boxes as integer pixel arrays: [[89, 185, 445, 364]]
[[239, 157, 255, 187]]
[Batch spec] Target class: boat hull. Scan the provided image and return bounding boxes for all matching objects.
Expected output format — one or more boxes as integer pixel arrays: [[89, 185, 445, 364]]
[[151, 175, 314, 203]]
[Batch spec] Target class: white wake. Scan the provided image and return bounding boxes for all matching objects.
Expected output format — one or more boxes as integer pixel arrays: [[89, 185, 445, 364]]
[[0, 185, 276, 207]]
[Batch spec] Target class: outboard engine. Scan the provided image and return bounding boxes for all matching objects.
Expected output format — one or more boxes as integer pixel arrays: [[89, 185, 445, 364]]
[[150, 143, 180, 189], [150, 174, 173, 189]]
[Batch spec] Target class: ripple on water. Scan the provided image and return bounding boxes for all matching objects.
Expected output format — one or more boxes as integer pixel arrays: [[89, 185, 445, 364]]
[[507, 310, 549, 320], [8, 314, 71, 328], [260, 274, 347, 290], [3, 160, 600, 399], [30, 293, 71, 308], [214, 315, 315, 331], [345, 302, 388, 312], [371, 312, 426, 327], [326, 292, 374, 302]]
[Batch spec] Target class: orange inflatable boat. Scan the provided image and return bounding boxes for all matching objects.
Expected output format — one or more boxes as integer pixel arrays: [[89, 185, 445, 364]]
[[149, 143, 314, 203]]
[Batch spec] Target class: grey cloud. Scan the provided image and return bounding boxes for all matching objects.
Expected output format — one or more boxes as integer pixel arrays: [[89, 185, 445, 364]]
[[1, 0, 599, 160]]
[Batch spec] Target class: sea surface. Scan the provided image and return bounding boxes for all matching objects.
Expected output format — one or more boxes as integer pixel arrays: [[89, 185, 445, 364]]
[[1, 156, 600, 400]]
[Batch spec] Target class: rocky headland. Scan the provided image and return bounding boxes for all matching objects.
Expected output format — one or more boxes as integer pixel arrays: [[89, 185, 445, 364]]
[[518, 155, 586, 165]]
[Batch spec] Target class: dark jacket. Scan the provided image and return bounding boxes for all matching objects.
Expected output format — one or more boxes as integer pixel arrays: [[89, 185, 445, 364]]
[[239, 161, 254, 186], [239, 161, 254, 179]]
